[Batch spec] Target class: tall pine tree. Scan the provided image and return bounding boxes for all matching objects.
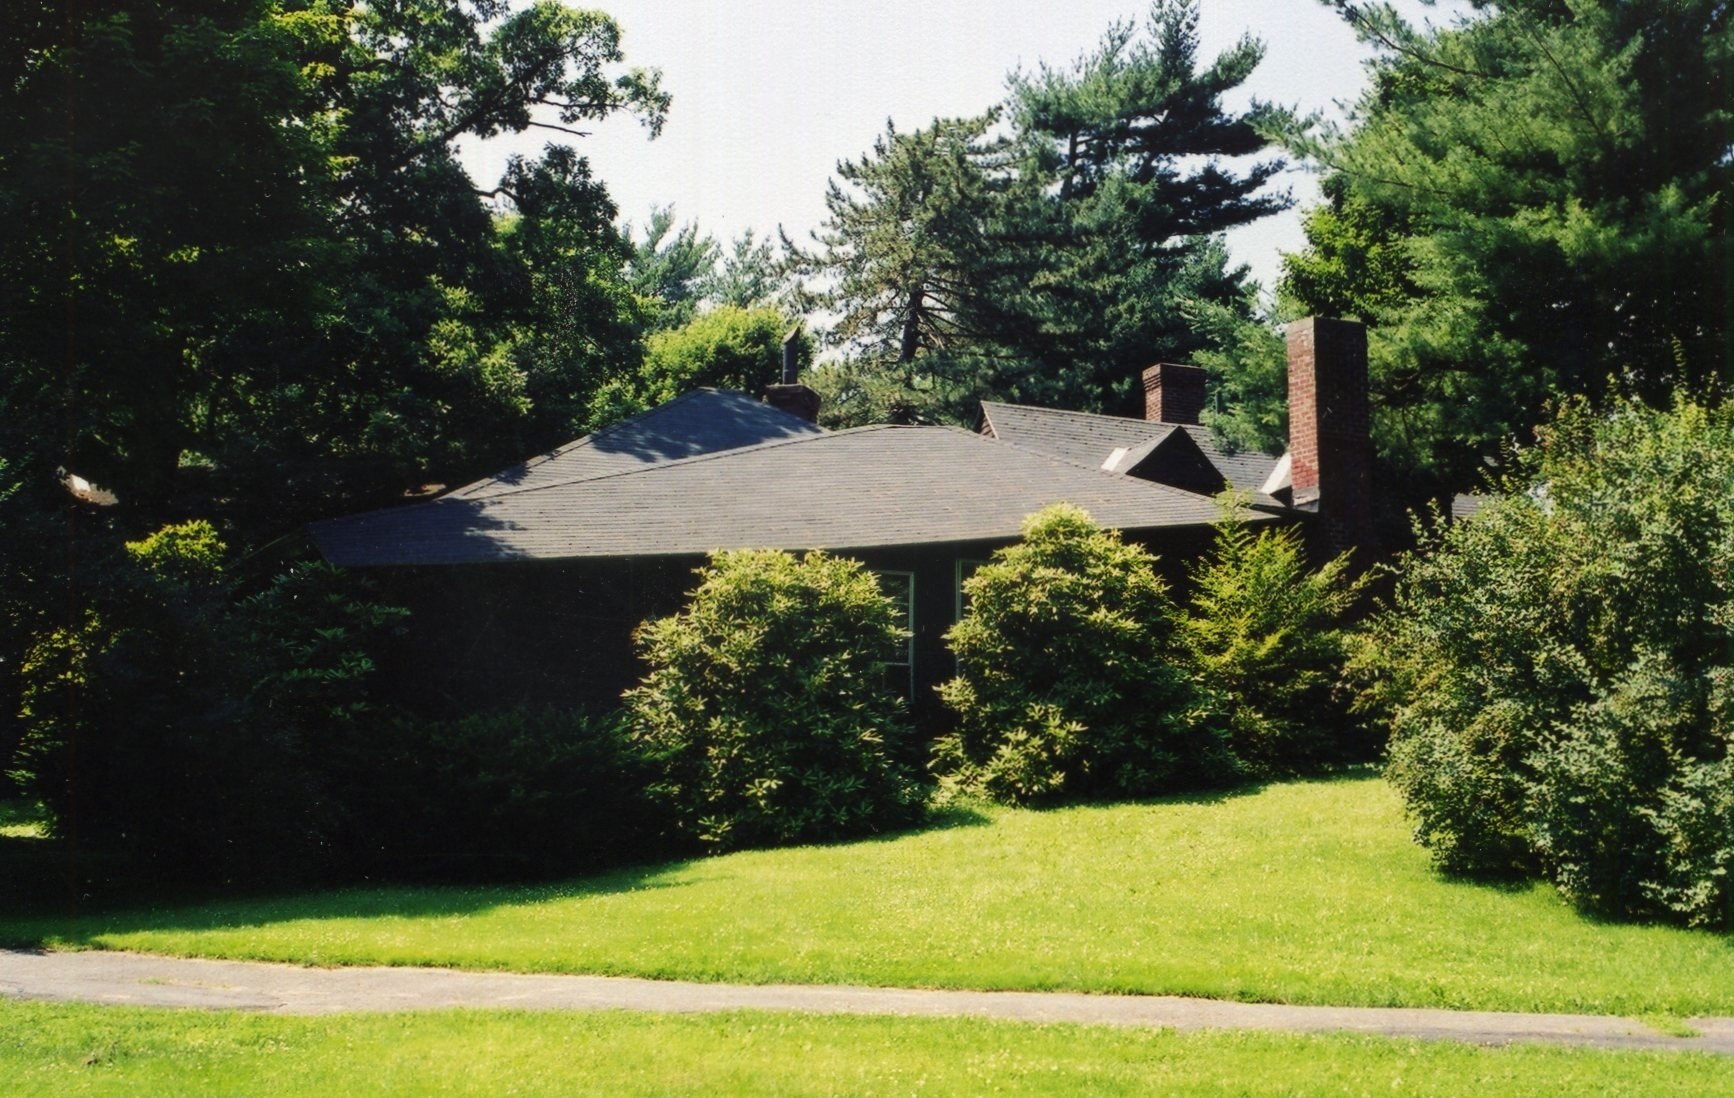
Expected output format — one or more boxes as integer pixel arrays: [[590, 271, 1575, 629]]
[[801, 1, 1287, 425]]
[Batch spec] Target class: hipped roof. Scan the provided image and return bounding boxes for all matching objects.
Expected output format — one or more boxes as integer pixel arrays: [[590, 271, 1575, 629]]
[[449, 388, 825, 499], [311, 422, 1249, 567]]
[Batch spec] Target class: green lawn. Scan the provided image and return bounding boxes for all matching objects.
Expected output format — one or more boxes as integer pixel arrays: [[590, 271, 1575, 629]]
[[4, 774, 1732, 1017], [0, 799, 47, 839], [5, 1000, 1731, 1097]]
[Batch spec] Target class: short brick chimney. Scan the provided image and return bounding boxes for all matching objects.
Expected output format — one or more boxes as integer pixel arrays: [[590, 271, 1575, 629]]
[[1143, 362, 1207, 425], [763, 383, 820, 423], [1287, 317, 1374, 560], [764, 324, 820, 422]]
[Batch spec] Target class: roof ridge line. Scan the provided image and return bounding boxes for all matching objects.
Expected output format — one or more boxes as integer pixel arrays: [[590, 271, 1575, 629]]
[[983, 399, 1156, 427], [447, 389, 715, 498]]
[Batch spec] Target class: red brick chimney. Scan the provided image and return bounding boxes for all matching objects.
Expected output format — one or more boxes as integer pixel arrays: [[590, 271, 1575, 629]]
[[1142, 362, 1207, 425], [1287, 317, 1374, 561]]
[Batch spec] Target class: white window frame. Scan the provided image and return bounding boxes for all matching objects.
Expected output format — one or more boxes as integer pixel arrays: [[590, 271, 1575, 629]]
[[874, 569, 915, 701]]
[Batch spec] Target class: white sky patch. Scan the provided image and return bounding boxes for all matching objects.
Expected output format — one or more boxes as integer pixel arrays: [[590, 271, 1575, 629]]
[[456, 1, 1473, 294]]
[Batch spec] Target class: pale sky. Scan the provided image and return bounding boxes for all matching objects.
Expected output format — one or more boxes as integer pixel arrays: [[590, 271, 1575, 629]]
[[457, 1, 1468, 292]]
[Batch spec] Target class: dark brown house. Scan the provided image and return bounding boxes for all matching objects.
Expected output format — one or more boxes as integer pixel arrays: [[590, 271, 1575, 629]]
[[310, 318, 1372, 724]]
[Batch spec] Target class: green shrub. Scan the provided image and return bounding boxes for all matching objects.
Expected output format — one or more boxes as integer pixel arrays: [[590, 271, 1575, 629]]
[[1177, 501, 1367, 776], [8, 536, 409, 886], [624, 549, 923, 852], [234, 560, 410, 870], [363, 706, 667, 879], [10, 523, 298, 881], [934, 504, 1228, 804], [1354, 395, 1734, 926]]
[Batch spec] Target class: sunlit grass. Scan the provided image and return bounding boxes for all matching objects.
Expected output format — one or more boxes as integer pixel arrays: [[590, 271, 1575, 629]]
[[5, 775, 1731, 1016], [4, 1000, 1729, 1097], [0, 799, 47, 839]]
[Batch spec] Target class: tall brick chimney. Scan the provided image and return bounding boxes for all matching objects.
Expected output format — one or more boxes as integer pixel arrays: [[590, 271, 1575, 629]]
[[1142, 362, 1207, 425], [1286, 317, 1374, 561]]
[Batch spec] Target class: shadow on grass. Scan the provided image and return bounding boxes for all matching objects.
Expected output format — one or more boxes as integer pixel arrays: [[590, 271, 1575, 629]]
[[0, 832, 67, 922], [0, 802, 998, 949], [0, 849, 718, 949]]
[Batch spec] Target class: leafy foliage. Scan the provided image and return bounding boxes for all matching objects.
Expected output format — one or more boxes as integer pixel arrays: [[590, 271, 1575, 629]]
[[8, 535, 408, 884], [935, 504, 1227, 804], [0, 0, 666, 534], [364, 706, 666, 878], [1177, 501, 1367, 776], [585, 306, 808, 427], [1271, 0, 1732, 489], [625, 550, 924, 852], [0, 0, 671, 789], [1354, 396, 1734, 927]]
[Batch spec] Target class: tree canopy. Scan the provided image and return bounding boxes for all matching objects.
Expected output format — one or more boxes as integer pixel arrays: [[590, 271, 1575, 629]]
[[0, 0, 668, 533], [0, 0, 669, 782]]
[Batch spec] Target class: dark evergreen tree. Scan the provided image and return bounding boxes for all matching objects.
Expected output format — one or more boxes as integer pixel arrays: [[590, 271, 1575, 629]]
[[800, 114, 1014, 425], [995, 0, 1286, 414], [1270, 0, 1732, 490], [800, 2, 1286, 424], [623, 205, 721, 330]]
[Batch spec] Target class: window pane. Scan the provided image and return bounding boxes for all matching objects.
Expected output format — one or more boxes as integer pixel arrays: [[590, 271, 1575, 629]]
[[873, 570, 914, 701]]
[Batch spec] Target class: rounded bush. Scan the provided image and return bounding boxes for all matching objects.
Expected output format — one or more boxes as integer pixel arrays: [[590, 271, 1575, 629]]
[[1356, 396, 1734, 926], [624, 549, 923, 852], [934, 504, 1228, 804]]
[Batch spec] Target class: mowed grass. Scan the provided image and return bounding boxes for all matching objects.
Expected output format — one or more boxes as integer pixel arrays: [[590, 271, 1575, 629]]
[[5, 1000, 1732, 1097], [5, 774, 1732, 1017]]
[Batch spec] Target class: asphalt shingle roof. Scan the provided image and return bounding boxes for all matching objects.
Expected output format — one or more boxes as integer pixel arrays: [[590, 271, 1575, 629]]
[[449, 389, 825, 499], [312, 425, 1250, 567], [980, 401, 1284, 507]]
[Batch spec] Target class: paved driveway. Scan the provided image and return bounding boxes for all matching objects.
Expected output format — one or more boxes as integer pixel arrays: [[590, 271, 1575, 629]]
[[4, 949, 1732, 1055]]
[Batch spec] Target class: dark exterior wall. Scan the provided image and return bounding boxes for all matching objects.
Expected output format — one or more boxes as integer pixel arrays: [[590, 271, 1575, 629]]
[[372, 556, 707, 718], [364, 522, 1264, 735]]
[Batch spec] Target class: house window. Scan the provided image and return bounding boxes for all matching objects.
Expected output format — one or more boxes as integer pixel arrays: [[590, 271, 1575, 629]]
[[954, 559, 987, 623], [875, 570, 915, 701], [954, 559, 987, 673]]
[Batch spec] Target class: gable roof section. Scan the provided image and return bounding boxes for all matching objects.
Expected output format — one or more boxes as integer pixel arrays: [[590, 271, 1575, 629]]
[[979, 401, 1181, 468], [1118, 430, 1230, 497], [980, 401, 1283, 507], [450, 388, 825, 499], [312, 425, 1254, 567]]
